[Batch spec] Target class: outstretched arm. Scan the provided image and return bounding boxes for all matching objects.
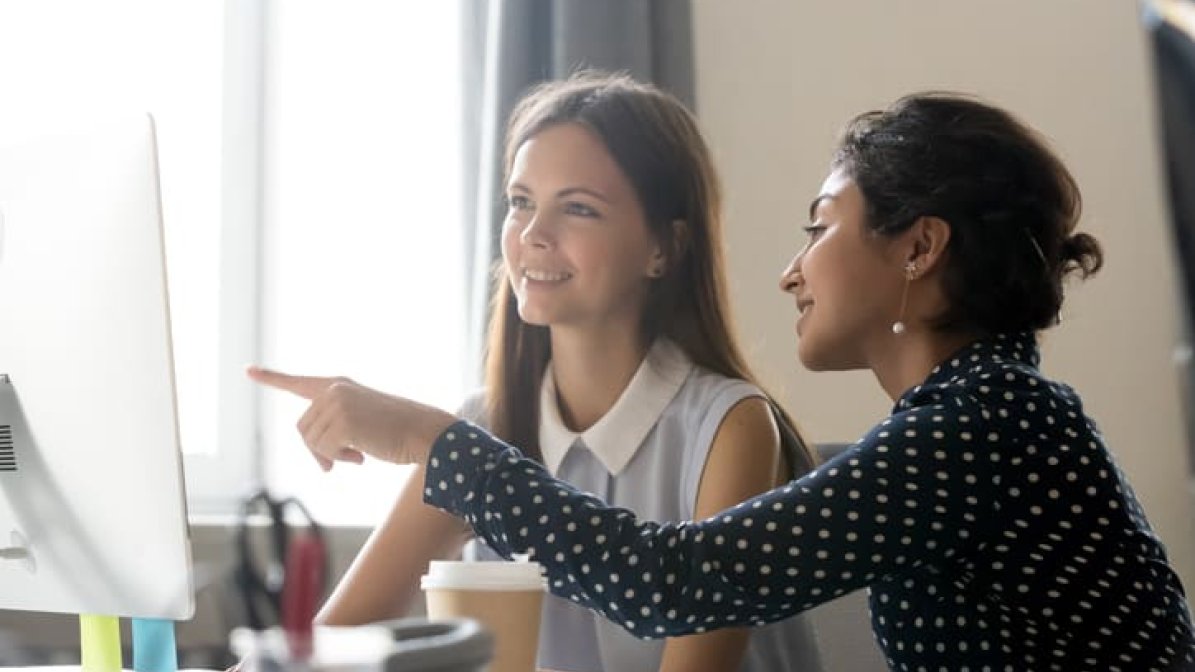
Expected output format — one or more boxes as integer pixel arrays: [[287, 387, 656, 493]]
[[424, 410, 998, 639]]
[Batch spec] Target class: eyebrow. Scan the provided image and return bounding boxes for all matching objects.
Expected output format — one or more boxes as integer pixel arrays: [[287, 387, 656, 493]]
[[808, 194, 835, 222], [507, 182, 611, 204], [559, 187, 611, 203]]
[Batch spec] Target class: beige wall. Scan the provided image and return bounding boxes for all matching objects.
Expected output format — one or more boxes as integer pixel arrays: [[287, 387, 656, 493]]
[[693, 0, 1195, 595]]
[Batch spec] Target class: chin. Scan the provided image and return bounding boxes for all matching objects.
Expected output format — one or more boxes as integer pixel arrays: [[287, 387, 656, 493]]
[[796, 340, 828, 371], [797, 338, 861, 372], [798, 353, 835, 372], [513, 294, 551, 323], [517, 312, 552, 328], [514, 304, 550, 327]]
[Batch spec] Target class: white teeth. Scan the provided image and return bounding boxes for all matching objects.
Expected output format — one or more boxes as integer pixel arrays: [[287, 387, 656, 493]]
[[524, 268, 571, 282]]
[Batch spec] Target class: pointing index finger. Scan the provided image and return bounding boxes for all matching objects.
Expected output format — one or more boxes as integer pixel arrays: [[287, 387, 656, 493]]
[[246, 366, 336, 400]]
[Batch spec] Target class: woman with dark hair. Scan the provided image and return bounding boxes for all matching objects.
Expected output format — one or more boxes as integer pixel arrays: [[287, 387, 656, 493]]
[[256, 92, 1195, 670], [251, 72, 822, 672]]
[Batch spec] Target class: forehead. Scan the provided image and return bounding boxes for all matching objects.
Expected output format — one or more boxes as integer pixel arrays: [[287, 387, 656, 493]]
[[819, 168, 854, 197], [809, 167, 863, 220], [508, 123, 626, 190]]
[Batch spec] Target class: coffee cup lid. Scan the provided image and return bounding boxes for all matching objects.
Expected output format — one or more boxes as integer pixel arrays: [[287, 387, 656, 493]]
[[421, 558, 547, 591]]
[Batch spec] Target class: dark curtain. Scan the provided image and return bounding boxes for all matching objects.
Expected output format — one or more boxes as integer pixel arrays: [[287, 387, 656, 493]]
[[1145, 1, 1195, 463], [459, 0, 695, 381]]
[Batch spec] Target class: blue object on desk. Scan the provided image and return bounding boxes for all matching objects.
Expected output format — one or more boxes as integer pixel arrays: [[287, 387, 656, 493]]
[[132, 618, 177, 672]]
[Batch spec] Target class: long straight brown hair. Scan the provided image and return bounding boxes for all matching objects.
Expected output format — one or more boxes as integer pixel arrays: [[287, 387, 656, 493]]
[[483, 71, 815, 476]]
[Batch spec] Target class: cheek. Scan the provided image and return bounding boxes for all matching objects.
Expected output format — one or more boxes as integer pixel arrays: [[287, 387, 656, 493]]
[[607, 244, 653, 287], [802, 250, 835, 302], [807, 253, 875, 323], [500, 233, 526, 297], [835, 269, 898, 336], [500, 222, 520, 263], [569, 238, 617, 276]]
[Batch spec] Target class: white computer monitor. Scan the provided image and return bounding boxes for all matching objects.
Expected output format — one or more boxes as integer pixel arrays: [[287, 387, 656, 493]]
[[0, 114, 194, 620]]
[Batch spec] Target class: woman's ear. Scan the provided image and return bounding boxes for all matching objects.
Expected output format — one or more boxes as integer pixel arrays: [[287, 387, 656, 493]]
[[648, 219, 689, 279], [903, 215, 951, 275]]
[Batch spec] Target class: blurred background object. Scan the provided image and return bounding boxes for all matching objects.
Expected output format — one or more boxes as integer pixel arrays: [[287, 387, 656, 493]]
[[1145, 0, 1195, 465]]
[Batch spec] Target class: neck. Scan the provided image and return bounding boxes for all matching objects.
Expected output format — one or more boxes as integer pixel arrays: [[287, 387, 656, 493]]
[[870, 328, 982, 402], [549, 326, 651, 431]]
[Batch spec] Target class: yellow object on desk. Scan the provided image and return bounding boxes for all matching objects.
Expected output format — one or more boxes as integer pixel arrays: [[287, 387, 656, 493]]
[[78, 616, 120, 672]]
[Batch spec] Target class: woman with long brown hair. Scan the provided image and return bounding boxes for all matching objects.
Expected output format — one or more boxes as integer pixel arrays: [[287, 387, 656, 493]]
[[251, 71, 822, 672]]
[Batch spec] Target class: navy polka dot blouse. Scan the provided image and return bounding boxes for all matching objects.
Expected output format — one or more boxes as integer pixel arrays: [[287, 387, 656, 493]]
[[425, 333, 1195, 671]]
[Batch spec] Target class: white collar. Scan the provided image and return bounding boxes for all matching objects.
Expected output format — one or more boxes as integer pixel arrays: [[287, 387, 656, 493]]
[[538, 339, 693, 475]]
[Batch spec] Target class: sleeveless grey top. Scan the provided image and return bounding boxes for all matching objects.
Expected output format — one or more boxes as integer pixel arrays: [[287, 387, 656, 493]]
[[460, 340, 824, 672]]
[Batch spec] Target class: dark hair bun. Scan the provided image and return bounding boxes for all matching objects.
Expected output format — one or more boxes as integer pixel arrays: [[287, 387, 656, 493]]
[[1060, 232, 1103, 279]]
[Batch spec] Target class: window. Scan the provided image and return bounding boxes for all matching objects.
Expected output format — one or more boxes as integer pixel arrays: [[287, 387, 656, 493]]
[[0, 0, 226, 485], [259, 0, 466, 524], [0, 0, 468, 525]]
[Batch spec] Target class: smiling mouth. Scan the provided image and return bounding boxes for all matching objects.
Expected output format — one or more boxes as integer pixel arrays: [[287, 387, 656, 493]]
[[796, 299, 813, 315], [522, 267, 572, 282]]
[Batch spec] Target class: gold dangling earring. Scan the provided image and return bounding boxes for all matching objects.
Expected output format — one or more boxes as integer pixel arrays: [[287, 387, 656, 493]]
[[891, 261, 916, 335]]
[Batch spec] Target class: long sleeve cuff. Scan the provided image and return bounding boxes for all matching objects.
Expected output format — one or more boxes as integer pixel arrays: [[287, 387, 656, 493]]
[[422, 419, 520, 526]]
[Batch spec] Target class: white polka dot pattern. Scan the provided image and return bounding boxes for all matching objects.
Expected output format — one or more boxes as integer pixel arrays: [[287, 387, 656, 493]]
[[426, 333, 1195, 670]]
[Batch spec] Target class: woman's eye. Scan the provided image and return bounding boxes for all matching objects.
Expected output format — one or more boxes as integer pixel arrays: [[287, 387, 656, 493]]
[[563, 202, 599, 218], [802, 224, 826, 240], [505, 194, 532, 211]]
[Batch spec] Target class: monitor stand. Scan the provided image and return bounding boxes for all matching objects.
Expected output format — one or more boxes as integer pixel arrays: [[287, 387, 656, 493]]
[[79, 615, 177, 672]]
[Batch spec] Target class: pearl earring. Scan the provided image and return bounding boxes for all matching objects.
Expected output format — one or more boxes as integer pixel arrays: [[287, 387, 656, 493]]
[[892, 261, 917, 335]]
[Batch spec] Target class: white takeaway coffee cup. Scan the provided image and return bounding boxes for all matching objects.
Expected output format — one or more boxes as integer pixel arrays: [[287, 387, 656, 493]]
[[421, 558, 547, 672]]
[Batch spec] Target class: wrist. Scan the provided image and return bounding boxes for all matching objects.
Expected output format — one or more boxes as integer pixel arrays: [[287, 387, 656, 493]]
[[402, 405, 457, 466], [419, 409, 457, 460]]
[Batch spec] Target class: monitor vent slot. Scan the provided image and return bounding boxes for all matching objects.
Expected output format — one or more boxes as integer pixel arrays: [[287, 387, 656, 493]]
[[0, 424, 15, 471]]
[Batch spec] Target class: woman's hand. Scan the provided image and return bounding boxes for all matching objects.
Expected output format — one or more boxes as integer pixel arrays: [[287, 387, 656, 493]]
[[246, 366, 456, 470]]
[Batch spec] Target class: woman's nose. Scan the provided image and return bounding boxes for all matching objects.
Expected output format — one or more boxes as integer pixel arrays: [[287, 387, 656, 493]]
[[779, 253, 803, 294], [520, 212, 554, 248]]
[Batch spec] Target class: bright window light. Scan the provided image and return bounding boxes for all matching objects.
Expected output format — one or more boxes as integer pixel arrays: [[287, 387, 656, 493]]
[[0, 1, 468, 524], [0, 1, 224, 461], [261, 0, 466, 524]]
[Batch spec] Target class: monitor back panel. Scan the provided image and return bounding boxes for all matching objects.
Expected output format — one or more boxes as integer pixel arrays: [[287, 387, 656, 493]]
[[0, 115, 193, 619]]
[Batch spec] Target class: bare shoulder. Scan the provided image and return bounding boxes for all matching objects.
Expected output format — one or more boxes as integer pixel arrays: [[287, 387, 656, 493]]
[[712, 395, 780, 450], [694, 395, 783, 517]]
